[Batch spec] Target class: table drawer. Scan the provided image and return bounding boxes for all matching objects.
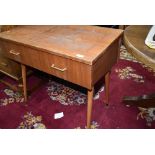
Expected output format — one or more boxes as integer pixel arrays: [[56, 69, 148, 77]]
[[0, 40, 42, 70], [0, 40, 22, 62], [39, 52, 92, 89]]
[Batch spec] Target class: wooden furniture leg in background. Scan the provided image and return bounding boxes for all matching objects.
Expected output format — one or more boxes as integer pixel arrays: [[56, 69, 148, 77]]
[[87, 87, 94, 129], [123, 94, 155, 108], [0, 78, 20, 92], [105, 72, 110, 106], [21, 64, 27, 102]]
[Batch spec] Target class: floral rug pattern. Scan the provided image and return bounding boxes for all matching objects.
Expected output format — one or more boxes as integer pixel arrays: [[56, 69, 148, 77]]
[[115, 67, 144, 83], [47, 80, 87, 106], [120, 45, 155, 75], [120, 46, 138, 63], [18, 112, 46, 129], [0, 88, 24, 106], [137, 107, 155, 127], [47, 80, 104, 106], [117, 46, 144, 83]]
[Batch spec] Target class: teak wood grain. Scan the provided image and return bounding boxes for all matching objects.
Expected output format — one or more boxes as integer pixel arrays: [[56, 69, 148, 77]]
[[0, 26, 123, 128], [0, 26, 123, 65]]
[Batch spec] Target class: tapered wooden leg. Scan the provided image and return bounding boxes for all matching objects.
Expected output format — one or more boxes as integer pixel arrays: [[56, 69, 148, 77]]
[[105, 72, 110, 106], [87, 88, 94, 129], [21, 64, 27, 102]]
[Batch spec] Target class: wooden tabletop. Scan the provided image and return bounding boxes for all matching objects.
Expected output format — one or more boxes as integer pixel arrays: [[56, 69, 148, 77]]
[[0, 26, 123, 65], [124, 25, 155, 70]]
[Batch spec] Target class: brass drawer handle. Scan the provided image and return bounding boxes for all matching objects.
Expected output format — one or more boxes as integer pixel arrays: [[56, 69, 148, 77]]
[[9, 50, 20, 56], [51, 64, 67, 72], [0, 62, 8, 67]]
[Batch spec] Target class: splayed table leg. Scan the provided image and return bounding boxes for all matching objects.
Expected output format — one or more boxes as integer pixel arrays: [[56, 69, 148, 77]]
[[105, 72, 110, 106], [21, 64, 27, 102], [87, 88, 94, 129]]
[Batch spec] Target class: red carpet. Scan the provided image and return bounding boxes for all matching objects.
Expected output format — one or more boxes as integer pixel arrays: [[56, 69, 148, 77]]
[[0, 46, 155, 129]]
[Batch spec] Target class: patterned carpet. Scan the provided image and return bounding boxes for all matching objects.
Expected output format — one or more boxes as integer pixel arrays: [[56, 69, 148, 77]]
[[0, 46, 155, 129]]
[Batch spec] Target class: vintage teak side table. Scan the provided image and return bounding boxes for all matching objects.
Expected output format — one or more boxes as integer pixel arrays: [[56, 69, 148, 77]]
[[0, 26, 123, 128]]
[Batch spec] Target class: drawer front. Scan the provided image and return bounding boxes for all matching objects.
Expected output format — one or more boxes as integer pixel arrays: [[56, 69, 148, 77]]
[[39, 52, 92, 89], [0, 40, 42, 70], [0, 40, 22, 62]]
